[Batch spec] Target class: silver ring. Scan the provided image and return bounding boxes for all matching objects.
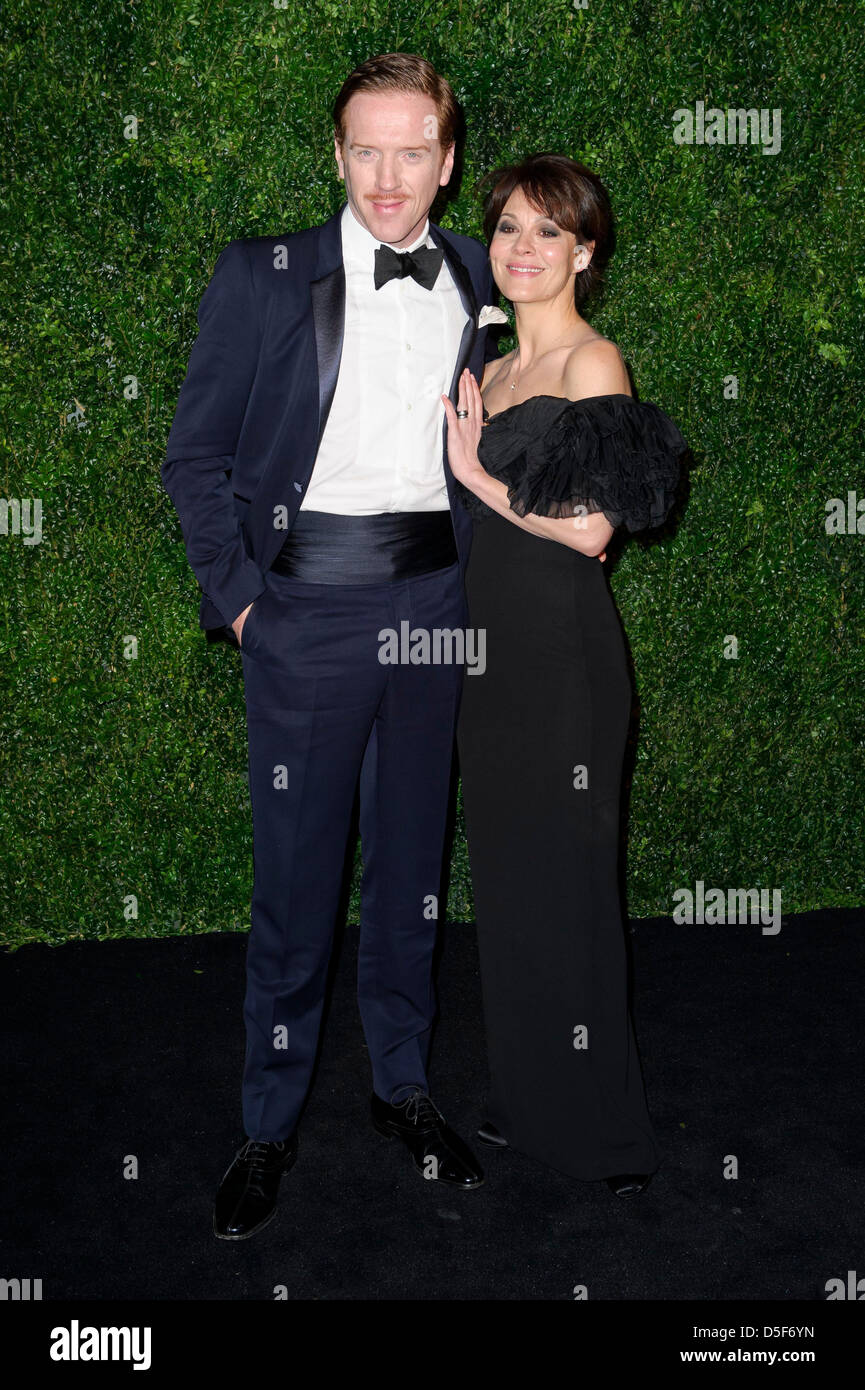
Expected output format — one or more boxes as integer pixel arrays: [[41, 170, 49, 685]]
[[456, 409, 469, 419]]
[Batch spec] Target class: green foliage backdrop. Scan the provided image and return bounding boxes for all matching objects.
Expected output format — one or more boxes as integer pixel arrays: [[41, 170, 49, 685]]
[[1, 0, 863, 947]]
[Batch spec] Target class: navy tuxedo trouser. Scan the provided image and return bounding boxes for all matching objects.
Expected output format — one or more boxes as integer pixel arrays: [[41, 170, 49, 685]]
[[238, 558, 467, 1142]]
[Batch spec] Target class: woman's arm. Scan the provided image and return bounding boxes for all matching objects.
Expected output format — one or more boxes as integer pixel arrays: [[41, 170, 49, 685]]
[[461, 469, 613, 557], [442, 368, 614, 558]]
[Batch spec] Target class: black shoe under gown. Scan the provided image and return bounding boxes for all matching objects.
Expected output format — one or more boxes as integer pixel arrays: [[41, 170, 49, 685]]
[[454, 392, 687, 1182]]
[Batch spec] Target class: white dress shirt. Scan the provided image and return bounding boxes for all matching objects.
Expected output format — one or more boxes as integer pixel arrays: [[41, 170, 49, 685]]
[[300, 202, 468, 514]]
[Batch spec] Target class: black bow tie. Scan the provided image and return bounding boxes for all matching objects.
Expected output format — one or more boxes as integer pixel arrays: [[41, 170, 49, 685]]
[[374, 243, 444, 291]]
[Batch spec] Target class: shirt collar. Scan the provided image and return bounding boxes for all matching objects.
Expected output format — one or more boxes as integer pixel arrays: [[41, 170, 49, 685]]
[[341, 202, 432, 268]]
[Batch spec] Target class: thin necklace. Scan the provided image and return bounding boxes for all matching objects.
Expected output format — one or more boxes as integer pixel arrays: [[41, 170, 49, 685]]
[[509, 350, 521, 390]]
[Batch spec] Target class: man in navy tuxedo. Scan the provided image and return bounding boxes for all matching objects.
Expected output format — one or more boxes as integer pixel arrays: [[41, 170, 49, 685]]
[[162, 53, 499, 1238]]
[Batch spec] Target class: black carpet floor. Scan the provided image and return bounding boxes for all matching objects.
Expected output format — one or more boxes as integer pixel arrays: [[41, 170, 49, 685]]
[[2, 909, 863, 1302]]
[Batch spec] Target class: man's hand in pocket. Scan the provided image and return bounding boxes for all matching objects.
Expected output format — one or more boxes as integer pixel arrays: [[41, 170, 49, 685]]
[[232, 602, 254, 647]]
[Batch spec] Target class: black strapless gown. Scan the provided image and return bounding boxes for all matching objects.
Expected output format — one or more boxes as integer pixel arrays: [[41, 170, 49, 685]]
[[455, 393, 686, 1181]]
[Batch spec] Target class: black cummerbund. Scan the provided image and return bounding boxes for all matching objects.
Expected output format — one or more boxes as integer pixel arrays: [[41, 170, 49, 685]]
[[270, 509, 458, 584]]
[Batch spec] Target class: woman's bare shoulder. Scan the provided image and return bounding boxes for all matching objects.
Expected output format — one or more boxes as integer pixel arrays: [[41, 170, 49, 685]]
[[562, 335, 630, 400]]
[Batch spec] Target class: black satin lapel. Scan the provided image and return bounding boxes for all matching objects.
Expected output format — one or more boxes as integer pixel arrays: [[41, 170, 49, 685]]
[[311, 265, 346, 448], [432, 227, 479, 317], [431, 227, 480, 397]]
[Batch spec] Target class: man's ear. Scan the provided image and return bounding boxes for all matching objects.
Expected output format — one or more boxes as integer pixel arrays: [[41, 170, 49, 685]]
[[439, 142, 456, 187], [334, 135, 345, 180]]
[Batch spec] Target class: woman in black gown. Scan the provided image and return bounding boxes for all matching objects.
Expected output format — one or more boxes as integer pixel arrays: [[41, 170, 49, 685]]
[[441, 155, 686, 1196]]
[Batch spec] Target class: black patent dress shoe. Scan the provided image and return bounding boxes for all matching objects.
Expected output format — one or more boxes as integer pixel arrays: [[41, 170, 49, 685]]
[[606, 1172, 653, 1198], [371, 1089, 485, 1189], [213, 1134, 298, 1240], [477, 1119, 509, 1147], [477, 1118, 652, 1196], [476, 1119, 650, 1196]]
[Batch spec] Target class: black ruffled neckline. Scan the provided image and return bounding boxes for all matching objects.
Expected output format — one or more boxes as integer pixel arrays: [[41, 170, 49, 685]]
[[483, 392, 637, 425], [460, 389, 687, 532]]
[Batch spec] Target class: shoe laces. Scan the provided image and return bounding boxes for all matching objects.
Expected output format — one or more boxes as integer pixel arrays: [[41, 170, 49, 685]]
[[394, 1091, 443, 1129], [237, 1139, 282, 1196]]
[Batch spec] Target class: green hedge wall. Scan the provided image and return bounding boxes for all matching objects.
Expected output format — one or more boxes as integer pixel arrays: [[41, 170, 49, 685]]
[[1, 0, 863, 948]]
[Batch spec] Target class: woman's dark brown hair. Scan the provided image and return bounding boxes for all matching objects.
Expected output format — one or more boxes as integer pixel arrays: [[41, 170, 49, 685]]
[[482, 153, 615, 311], [333, 53, 459, 152]]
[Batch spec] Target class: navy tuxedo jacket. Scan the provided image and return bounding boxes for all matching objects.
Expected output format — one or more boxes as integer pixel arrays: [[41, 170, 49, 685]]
[[162, 204, 499, 642]]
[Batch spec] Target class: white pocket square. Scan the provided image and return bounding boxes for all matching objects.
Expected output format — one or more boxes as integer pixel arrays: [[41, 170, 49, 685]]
[[477, 304, 509, 329]]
